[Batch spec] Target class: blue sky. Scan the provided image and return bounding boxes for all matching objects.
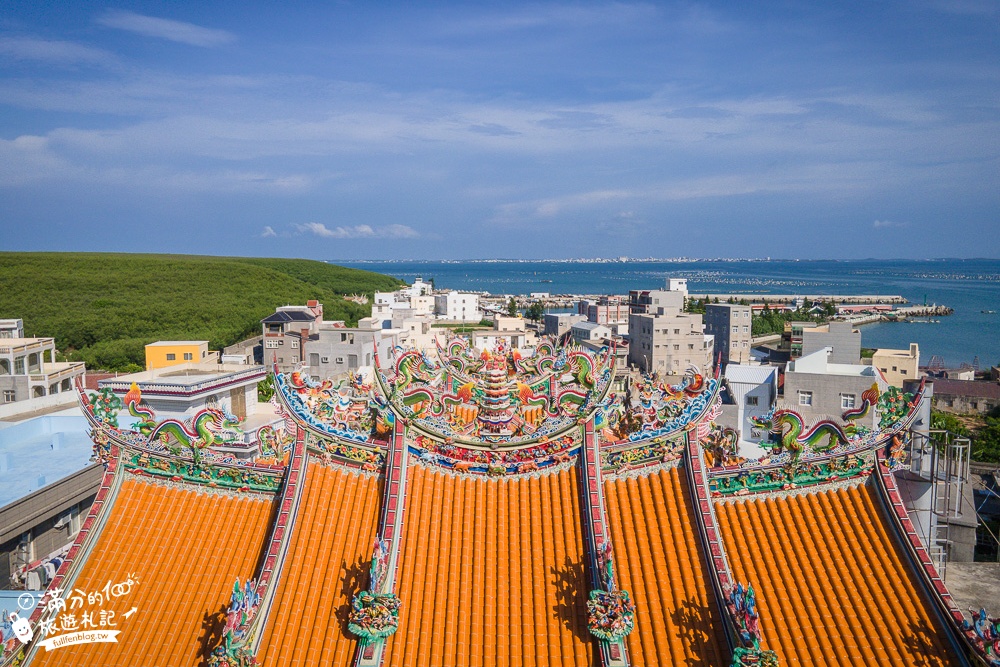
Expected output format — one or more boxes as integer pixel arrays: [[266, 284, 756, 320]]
[[1, 1, 998, 260]]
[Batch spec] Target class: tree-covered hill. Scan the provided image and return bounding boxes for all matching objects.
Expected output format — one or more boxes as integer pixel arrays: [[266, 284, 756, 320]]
[[0, 252, 403, 371]]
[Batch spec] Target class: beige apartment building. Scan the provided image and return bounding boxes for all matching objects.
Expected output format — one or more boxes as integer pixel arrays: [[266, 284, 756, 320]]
[[872, 343, 920, 388]]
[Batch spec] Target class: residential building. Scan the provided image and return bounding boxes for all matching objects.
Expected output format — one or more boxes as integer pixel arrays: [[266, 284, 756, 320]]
[[721, 364, 779, 459], [543, 313, 586, 339], [144, 341, 218, 371], [261, 301, 325, 373], [628, 311, 713, 376], [628, 289, 685, 315], [0, 319, 86, 405], [931, 379, 1000, 415], [434, 292, 482, 322], [492, 315, 526, 334], [577, 296, 629, 335], [571, 321, 612, 345], [705, 304, 752, 365], [390, 311, 436, 352], [872, 344, 920, 388], [303, 320, 401, 380], [801, 322, 862, 364], [783, 347, 883, 428]]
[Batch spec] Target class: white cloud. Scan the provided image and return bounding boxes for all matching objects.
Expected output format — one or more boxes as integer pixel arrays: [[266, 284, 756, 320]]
[[261, 226, 277, 238], [0, 37, 115, 66], [295, 222, 419, 239], [97, 11, 236, 47], [873, 219, 909, 229]]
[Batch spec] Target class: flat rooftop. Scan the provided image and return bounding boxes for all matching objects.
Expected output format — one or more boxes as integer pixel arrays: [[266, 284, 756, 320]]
[[0, 414, 95, 508], [145, 340, 209, 346]]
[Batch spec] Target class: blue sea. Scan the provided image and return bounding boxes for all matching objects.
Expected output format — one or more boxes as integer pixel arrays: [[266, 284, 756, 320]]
[[338, 259, 1000, 369]]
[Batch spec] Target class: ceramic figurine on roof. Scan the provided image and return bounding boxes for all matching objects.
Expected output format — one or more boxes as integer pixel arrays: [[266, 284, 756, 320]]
[[586, 540, 635, 642], [273, 366, 389, 443], [369, 335, 617, 445]]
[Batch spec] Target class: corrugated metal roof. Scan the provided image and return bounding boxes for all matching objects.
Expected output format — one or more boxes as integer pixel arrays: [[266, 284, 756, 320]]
[[724, 364, 778, 385]]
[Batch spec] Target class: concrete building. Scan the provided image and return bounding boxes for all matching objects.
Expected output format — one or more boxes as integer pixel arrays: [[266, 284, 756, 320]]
[[801, 321, 862, 364], [99, 363, 268, 425], [144, 341, 218, 370], [783, 347, 883, 428], [261, 301, 325, 373], [0, 415, 100, 590], [571, 321, 612, 345], [434, 292, 482, 322], [543, 313, 586, 339], [390, 311, 436, 352], [0, 319, 86, 405], [931, 379, 1000, 415], [721, 364, 779, 459], [492, 315, 526, 334], [628, 289, 685, 315], [705, 304, 752, 365], [578, 296, 629, 335], [872, 344, 920, 388], [303, 321, 400, 380], [628, 311, 713, 376]]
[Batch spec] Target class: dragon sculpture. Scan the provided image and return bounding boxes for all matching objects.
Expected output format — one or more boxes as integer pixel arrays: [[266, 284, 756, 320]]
[[123, 383, 241, 464], [750, 383, 881, 459]]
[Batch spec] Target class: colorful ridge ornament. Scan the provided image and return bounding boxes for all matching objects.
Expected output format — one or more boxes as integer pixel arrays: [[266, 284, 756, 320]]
[[348, 538, 401, 640], [208, 578, 261, 667], [727, 583, 778, 667], [586, 540, 635, 642]]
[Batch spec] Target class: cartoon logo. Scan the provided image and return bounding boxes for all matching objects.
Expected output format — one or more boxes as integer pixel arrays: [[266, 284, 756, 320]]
[[10, 612, 33, 643]]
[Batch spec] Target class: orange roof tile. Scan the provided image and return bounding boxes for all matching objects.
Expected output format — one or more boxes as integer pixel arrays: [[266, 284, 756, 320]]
[[716, 481, 963, 666], [382, 464, 593, 667], [256, 462, 383, 667], [31, 479, 274, 667], [604, 467, 729, 666]]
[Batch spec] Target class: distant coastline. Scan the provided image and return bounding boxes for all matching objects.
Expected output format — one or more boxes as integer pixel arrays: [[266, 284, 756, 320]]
[[339, 258, 1000, 369]]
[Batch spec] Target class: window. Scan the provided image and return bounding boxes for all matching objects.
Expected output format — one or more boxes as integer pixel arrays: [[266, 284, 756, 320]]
[[746, 395, 759, 406], [732, 342, 738, 348], [798, 391, 813, 406], [202, 351, 206, 358], [166, 353, 176, 361], [742, 325, 749, 333], [3, 390, 14, 403], [900, 369, 907, 375], [335, 357, 345, 364], [15, 357, 25, 374], [743, 341, 749, 347], [892, 365, 897, 372], [673, 345, 679, 351], [291, 341, 299, 349], [183, 352, 193, 361], [841, 394, 856, 409], [265, 340, 280, 349], [732, 326, 738, 333], [673, 329, 680, 335]]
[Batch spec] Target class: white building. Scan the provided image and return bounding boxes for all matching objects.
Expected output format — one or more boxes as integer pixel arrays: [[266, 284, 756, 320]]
[[0, 319, 86, 405], [571, 321, 612, 345], [723, 364, 779, 460], [434, 292, 482, 322]]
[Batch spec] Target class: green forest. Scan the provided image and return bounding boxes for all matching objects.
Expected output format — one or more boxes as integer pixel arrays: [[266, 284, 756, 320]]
[[0, 252, 403, 372]]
